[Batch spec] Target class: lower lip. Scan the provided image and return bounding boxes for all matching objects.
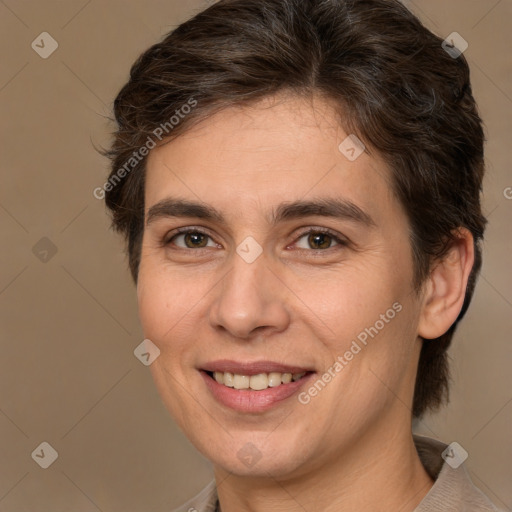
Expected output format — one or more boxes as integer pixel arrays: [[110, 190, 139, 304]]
[[201, 371, 315, 413]]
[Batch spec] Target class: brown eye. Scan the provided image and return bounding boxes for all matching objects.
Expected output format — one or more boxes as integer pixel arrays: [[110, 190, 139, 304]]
[[294, 229, 346, 251], [167, 230, 216, 249], [307, 232, 333, 249], [183, 232, 208, 248]]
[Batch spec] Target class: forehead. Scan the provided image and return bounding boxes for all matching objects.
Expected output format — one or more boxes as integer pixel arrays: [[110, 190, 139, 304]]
[[144, 93, 397, 223]]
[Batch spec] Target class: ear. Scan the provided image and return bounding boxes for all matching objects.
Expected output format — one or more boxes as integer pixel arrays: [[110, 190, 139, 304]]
[[417, 228, 475, 340]]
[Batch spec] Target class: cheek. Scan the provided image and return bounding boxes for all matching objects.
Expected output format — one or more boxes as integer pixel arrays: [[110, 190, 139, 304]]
[[137, 268, 168, 338], [138, 245, 184, 319], [136, 259, 216, 370], [303, 261, 416, 395], [137, 265, 188, 349], [299, 264, 402, 342], [310, 304, 418, 437]]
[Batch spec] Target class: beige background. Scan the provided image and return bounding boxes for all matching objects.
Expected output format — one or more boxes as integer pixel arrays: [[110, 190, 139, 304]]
[[0, 0, 510, 510]]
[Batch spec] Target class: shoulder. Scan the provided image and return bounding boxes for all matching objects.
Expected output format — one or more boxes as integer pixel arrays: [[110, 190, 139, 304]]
[[413, 435, 503, 511], [172, 438, 504, 512], [170, 480, 218, 512]]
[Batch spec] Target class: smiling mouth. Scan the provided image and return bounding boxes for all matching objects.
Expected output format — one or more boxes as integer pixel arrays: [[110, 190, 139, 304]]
[[205, 370, 312, 391]]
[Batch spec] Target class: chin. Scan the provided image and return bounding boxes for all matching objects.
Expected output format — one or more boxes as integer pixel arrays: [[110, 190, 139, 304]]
[[215, 452, 307, 479], [194, 430, 315, 479]]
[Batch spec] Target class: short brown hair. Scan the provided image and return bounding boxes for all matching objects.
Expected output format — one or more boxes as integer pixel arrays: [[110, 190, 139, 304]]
[[103, 0, 486, 418]]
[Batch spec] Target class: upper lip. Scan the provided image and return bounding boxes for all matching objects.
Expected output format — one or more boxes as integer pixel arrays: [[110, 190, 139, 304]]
[[201, 360, 314, 376]]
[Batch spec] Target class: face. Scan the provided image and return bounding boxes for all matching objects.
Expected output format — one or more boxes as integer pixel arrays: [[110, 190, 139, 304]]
[[138, 93, 425, 478]]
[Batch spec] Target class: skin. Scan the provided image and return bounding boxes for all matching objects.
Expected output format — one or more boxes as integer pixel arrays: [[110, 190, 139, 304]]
[[137, 92, 474, 511]]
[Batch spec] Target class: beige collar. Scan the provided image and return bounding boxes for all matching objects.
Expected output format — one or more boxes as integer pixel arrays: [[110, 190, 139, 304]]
[[173, 435, 501, 511]]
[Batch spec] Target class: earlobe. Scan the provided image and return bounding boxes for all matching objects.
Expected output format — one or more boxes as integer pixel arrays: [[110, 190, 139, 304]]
[[417, 228, 475, 340]]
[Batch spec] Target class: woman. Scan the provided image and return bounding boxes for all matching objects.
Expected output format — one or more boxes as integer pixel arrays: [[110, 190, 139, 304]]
[[103, 0, 501, 510]]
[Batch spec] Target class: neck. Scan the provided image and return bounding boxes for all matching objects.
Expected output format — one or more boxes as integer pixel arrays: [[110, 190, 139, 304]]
[[214, 424, 434, 512]]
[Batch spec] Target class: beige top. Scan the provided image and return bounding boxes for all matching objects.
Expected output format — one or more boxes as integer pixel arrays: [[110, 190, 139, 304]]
[[173, 435, 502, 511]]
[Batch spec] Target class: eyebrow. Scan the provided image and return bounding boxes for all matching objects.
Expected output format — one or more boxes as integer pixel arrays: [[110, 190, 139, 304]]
[[145, 197, 376, 228]]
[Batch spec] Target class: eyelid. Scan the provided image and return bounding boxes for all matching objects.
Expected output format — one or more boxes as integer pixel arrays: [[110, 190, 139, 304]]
[[163, 225, 348, 251], [290, 227, 349, 250], [163, 226, 221, 248]]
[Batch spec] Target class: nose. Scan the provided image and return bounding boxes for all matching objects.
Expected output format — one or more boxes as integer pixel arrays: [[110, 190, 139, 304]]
[[208, 250, 290, 340]]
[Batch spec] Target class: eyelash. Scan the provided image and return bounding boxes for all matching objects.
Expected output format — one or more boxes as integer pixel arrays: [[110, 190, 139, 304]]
[[163, 226, 348, 252]]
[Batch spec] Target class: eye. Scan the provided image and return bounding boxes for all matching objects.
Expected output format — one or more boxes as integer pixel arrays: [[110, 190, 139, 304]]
[[294, 229, 346, 250], [165, 229, 218, 249], [163, 227, 347, 252]]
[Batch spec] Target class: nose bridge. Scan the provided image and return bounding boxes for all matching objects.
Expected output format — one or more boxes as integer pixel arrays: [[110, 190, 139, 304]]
[[209, 248, 289, 339]]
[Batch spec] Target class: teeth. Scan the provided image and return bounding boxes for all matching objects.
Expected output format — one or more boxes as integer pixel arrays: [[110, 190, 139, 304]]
[[268, 372, 282, 387], [249, 373, 268, 390], [281, 373, 292, 383], [233, 374, 250, 390], [223, 372, 234, 387], [211, 371, 307, 390]]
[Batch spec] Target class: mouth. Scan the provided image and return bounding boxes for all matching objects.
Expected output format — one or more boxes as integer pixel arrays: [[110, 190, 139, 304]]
[[204, 370, 311, 390], [199, 360, 315, 412]]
